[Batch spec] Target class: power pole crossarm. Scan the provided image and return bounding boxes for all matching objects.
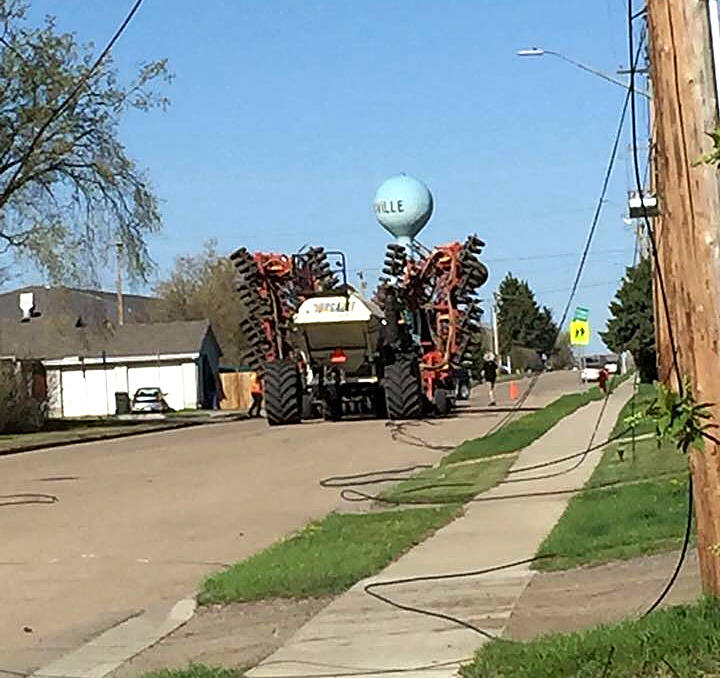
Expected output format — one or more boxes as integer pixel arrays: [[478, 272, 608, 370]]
[[648, 0, 720, 594]]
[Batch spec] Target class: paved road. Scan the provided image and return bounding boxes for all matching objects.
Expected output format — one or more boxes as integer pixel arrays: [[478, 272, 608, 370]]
[[0, 371, 582, 673]]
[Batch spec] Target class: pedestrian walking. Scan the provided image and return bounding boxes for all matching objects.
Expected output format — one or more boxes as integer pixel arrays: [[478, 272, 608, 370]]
[[598, 367, 610, 395], [248, 371, 263, 417], [482, 352, 498, 406]]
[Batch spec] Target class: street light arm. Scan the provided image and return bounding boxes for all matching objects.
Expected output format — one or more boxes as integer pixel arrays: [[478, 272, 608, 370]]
[[544, 50, 637, 90], [518, 48, 651, 99]]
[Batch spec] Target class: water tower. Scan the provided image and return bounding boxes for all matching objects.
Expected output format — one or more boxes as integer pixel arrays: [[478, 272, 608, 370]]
[[373, 174, 433, 251]]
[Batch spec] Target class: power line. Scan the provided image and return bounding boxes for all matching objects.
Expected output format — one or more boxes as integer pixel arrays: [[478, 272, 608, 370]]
[[485, 248, 632, 264], [555, 57, 636, 334], [349, 249, 633, 275], [536, 279, 623, 295]]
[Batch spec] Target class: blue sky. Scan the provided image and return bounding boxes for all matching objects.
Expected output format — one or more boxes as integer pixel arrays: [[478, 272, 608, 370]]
[[20, 1, 648, 351]]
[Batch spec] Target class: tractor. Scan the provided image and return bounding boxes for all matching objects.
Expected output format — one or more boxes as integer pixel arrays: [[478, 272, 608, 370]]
[[229, 236, 488, 425]]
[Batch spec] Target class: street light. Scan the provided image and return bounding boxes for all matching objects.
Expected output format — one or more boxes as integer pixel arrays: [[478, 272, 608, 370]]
[[517, 47, 651, 98]]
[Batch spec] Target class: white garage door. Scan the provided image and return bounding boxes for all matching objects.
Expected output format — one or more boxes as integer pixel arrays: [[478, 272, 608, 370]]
[[127, 363, 188, 411], [61, 368, 113, 417], [127, 365, 162, 399]]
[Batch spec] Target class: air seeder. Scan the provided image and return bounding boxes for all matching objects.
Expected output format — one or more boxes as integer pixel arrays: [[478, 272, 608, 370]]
[[230, 175, 489, 425]]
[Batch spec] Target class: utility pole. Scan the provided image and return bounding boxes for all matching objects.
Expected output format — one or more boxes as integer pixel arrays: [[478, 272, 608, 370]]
[[115, 240, 124, 327], [647, 0, 720, 594], [357, 270, 368, 297], [491, 293, 500, 359]]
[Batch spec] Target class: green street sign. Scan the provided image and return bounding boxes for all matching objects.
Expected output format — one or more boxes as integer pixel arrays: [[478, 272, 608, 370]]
[[574, 306, 589, 321]]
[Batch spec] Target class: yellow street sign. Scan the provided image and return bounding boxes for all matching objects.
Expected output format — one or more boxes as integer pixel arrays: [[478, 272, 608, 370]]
[[570, 319, 590, 346]]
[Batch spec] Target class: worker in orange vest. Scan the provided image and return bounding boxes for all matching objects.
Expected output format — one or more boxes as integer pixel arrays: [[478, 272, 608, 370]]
[[248, 372, 263, 417]]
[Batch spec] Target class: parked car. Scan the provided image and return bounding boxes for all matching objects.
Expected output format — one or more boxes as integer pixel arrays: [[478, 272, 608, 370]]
[[604, 361, 619, 374], [131, 387, 170, 413], [581, 366, 601, 382]]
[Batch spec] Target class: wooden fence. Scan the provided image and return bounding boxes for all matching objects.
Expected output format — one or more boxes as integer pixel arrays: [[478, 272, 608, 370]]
[[219, 372, 254, 411]]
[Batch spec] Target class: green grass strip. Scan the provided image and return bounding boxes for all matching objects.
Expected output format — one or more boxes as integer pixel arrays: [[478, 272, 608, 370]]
[[535, 380, 691, 571], [144, 666, 241, 678], [198, 506, 458, 604], [381, 456, 515, 504], [535, 472, 689, 571], [610, 381, 656, 438], [444, 386, 608, 465], [460, 597, 720, 678]]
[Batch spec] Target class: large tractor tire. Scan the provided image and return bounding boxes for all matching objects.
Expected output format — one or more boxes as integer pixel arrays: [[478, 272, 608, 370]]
[[384, 355, 423, 420], [263, 361, 301, 426]]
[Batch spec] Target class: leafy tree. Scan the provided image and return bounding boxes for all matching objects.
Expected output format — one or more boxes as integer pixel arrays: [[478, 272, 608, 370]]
[[0, 1, 171, 283], [551, 334, 575, 370], [601, 258, 657, 382], [496, 273, 559, 361], [154, 241, 250, 365]]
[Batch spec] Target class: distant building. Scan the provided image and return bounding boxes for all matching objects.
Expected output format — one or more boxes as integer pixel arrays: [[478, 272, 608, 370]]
[[0, 287, 221, 417]]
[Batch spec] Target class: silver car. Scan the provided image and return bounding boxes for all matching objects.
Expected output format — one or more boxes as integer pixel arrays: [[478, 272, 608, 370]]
[[131, 387, 170, 413]]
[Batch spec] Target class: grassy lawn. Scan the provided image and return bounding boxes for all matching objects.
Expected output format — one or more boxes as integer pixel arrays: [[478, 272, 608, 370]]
[[535, 382, 692, 571], [536, 471, 689, 571], [381, 456, 515, 504], [611, 381, 657, 438], [445, 387, 608, 465], [199, 506, 459, 604], [144, 666, 241, 678], [0, 418, 192, 453], [461, 597, 720, 678]]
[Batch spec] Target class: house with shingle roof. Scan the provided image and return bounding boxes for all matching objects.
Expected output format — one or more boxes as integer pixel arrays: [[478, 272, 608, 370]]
[[0, 288, 221, 416]]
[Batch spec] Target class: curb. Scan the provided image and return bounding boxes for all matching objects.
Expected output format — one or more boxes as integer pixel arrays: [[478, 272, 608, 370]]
[[0, 415, 247, 458], [30, 598, 197, 678]]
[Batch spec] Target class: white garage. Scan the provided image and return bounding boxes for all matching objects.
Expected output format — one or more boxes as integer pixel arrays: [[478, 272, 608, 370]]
[[5, 320, 223, 418]]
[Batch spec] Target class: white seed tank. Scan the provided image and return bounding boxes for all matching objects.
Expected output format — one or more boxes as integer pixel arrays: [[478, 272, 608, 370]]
[[293, 291, 385, 374]]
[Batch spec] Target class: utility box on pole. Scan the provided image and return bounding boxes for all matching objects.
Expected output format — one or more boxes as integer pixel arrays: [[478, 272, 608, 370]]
[[648, 0, 720, 594]]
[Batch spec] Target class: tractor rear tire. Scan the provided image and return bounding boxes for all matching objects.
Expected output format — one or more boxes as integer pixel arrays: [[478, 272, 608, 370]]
[[384, 356, 423, 420], [263, 361, 301, 426]]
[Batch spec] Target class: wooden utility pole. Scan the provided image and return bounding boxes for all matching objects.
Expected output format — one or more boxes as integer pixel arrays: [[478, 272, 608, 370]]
[[648, 0, 720, 594], [115, 240, 124, 327]]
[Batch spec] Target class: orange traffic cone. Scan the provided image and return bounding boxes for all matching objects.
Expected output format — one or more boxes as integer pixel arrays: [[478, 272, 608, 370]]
[[509, 380, 519, 401]]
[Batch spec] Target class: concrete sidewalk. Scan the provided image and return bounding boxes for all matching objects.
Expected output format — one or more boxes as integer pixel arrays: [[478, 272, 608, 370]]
[[248, 381, 633, 678]]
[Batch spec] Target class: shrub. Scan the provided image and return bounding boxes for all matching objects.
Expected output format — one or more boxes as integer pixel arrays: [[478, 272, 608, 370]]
[[0, 361, 47, 433]]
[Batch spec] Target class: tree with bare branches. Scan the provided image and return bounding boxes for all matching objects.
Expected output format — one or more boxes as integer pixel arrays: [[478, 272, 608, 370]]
[[0, 0, 170, 283], [154, 241, 252, 366]]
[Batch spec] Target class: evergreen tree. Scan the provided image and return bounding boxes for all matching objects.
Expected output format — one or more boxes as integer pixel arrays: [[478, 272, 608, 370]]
[[600, 258, 657, 382], [496, 273, 559, 362]]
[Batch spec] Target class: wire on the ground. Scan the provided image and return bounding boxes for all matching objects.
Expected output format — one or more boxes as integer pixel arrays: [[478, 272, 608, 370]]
[[0, 493, 58, 507]]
